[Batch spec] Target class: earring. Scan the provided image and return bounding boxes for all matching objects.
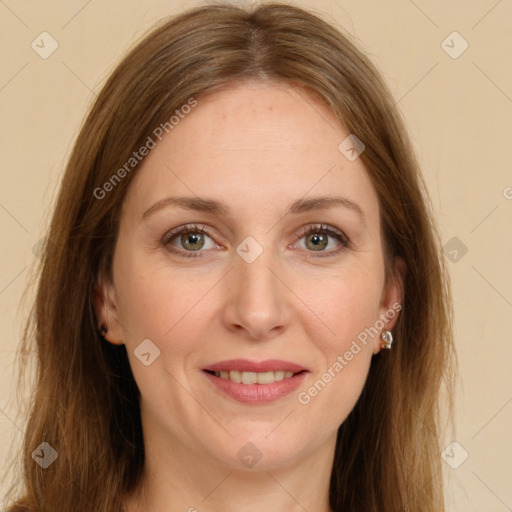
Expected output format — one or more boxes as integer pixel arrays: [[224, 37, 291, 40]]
[[100, 324, 108, 335], [380, 330, 393, 350]]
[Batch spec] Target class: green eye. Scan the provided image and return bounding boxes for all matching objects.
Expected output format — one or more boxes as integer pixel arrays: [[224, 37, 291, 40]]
[[162, 223, 349, 259], [163, 224, 216, 258], [296, 224, 349, 256]]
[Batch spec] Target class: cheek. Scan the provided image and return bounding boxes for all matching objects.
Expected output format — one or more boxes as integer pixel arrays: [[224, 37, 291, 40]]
[[298, 289, 377, 428], [114, 246, 214, 341], [299, 263, 383, 347], [314, 354, 372, 429], [114, 267, 209, 406], [294, 264, 381, 420]]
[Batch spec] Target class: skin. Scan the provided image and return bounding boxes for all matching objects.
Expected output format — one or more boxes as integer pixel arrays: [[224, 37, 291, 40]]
[[95, 81, 406, 512]]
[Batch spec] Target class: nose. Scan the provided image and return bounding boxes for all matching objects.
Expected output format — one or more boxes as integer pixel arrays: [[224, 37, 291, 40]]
[[221, 248, 292, 341]]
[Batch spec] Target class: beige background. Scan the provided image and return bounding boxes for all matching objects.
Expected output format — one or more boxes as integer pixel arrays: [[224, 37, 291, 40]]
[[1, 0, 511, 510]]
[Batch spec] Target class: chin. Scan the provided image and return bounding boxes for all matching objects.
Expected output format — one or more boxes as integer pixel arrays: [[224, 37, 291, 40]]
[[204, 431, 314, 472]]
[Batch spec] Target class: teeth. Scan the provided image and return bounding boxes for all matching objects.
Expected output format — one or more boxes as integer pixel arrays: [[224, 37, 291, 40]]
[[229, 370, 242, 383], [257, 371, 274, 384], [213, 370, 298, 384], [241, 371, 257, 384]]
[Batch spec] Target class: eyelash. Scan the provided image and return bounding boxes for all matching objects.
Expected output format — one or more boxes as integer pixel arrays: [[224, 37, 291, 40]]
[[162, 223, 350, 259]]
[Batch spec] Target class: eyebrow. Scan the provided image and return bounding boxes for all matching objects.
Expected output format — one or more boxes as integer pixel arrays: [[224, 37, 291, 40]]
[[142, 195, 365, 220]]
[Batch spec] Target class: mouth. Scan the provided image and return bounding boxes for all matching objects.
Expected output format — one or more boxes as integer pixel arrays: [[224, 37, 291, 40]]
[[202, 359, 309, 404], [203, 369, 306, 384]]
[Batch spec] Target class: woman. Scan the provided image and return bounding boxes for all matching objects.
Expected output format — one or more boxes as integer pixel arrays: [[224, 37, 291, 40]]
[[5, 2, 455, 511]]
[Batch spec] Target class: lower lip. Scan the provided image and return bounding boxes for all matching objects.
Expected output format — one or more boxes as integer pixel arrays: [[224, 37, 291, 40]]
[[203, 371, 308, 404]]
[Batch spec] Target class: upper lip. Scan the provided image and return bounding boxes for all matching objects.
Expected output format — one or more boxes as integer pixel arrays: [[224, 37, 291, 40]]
[[204, 359, 308, 373]]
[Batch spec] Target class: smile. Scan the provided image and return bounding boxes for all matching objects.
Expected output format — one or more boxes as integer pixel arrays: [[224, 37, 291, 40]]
[[208, 370, 301, 384], [202, 359, 309, 404]]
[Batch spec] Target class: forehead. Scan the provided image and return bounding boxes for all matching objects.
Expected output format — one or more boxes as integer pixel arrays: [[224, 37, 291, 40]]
[[122, 82, 380, 225]]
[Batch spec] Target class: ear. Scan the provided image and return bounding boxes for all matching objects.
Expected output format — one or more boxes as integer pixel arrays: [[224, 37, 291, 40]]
[[93, 274, 124, 346], [373, 256, 407, 354]]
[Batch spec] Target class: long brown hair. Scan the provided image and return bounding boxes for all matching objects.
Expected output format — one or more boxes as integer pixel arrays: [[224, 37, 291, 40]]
[[4, 2, 455, 511]]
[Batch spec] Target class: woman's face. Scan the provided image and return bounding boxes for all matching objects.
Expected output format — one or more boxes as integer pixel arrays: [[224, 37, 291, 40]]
[[96, 81, 404, 471]]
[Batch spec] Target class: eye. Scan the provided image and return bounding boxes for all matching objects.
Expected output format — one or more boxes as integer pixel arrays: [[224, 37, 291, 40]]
[[293, 223, 350, 257], [162, 223, 350, 259], [162, 224, 220, 258]]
